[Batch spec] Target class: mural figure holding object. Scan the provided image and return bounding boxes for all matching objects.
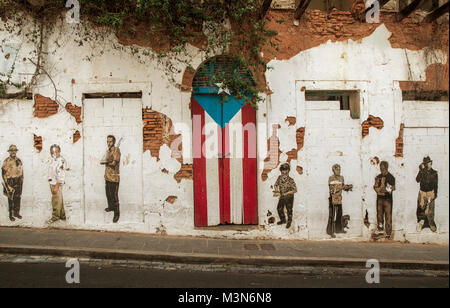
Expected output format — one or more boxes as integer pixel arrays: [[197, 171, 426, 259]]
[[327, 164, 353, 238], [2, 145, 24, 221], [416, 156, 438, 233], [373, 161, 396, 239], [273, 163, 297, 229], [101, 135, 121, 223]]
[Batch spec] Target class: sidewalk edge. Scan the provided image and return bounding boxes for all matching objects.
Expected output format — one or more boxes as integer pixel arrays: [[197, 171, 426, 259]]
[[0, 244, 448, 271]]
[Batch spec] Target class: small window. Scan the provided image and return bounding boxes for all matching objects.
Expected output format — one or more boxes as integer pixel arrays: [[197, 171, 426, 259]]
[[305, 90, 360, 119]]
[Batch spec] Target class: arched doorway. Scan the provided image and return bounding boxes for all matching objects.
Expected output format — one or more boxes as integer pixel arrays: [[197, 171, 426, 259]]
[[191, 56, 258, 227]]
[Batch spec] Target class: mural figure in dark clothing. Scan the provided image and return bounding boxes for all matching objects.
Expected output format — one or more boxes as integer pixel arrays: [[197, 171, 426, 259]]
[[416, 156, 438, 232], [373, 161, 396, 239], [273, 163, 297, 229]]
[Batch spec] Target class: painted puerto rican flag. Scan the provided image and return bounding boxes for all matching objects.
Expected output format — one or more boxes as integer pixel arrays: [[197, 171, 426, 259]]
[[191, 91, 258, 227]]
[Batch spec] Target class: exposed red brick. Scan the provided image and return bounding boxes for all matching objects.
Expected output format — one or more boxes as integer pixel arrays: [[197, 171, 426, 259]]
[[33, 94, 59, 118], [165, 196, 178, 204], [296, 127, 305, 151], [286, 148, 298, 163], [362, 115, 384, 138], [65, 103, 82, 124], [142, 108, 175, 160], [174, 164, 193, 183], [73, 130, 81, 144], [34, 134, 42, 152], [395, 123, 405, 158], [370, 156, 380, 165], [285, 116, 296, 126], [296, 166, 303, 175], [180, 66, 195, 92]]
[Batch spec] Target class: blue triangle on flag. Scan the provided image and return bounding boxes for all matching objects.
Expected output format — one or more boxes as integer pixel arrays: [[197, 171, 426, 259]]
[[193, 94, 246, 128]]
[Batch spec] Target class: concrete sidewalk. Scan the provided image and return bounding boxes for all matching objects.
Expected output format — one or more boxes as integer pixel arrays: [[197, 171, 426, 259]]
[[0, 227, 448, 271]]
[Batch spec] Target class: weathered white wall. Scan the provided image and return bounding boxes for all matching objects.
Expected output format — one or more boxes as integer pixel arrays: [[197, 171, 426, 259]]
[[0, 15, 448, 243], [264, 25, 448, 243]]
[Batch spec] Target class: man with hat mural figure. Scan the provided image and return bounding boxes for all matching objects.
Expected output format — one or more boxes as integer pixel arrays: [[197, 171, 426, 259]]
[[2, 145, 24, 221], [416, 156, 438, 232]]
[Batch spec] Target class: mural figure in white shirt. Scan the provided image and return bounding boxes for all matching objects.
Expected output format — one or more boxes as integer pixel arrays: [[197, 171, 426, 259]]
[[48, 144, 67, 223]]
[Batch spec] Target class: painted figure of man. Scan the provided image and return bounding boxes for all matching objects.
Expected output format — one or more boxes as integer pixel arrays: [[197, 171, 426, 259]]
[[101, 135, 121, 223], [2, 145, 24, 221], [48, 144, 66, 222], [416, 156, 438, 232], [273, 163, 297, 229], [327, 164, 353, 238], [373, 161, 396, 239]]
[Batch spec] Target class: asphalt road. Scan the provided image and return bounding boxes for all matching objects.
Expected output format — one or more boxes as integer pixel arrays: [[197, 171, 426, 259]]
[[0, 262, 448, 288]]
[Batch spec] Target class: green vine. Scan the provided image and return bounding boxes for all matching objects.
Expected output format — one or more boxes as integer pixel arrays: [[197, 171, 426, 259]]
[[1, 0, 278, 107]]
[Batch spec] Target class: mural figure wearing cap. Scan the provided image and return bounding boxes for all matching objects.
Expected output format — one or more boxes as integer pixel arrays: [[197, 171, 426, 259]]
[[273, 163, 297, 229], [416, 156, 438, 232], [2, 145, 24, 221]]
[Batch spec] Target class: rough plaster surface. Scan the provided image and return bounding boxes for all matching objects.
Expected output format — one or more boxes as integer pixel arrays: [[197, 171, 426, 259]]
[[0, 15, 448, 243]]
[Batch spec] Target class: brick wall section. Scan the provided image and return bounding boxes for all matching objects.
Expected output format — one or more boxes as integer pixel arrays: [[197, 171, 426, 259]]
[[142, 108, 192, 182], [174, 164, 193, 183], [142, 108, 173, 160], [285, 116, 296, 126], [34, 134, 42, 152], [395, 123, 405, 158], [65, 103, 82, 124], [286, 127, 306, 163], [362, 115, 384, 138], [73, 130, 81, 144], [180, 66, 195, 92], [297, 127, 305, 151], [33, 94, 58, 118]]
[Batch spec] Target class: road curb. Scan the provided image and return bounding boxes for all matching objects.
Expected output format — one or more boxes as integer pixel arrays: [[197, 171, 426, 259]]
[[0, 244, 448, 271]]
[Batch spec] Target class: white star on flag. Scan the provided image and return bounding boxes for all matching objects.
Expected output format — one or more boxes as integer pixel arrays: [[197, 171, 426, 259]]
[[215, 83, 231, 95]]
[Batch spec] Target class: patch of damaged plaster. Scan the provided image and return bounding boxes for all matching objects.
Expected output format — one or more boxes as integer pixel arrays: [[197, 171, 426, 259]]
[[65, 103, 82, 124], [33, 134, 42, 152], [73, 130, 81, 144], [33, 94, 58, 118], [362, 115, 384, 138]]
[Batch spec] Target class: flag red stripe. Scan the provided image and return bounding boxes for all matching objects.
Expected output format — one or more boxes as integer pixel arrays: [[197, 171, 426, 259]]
[[242, 104, 258, 225], [192, 97, 208, 227]]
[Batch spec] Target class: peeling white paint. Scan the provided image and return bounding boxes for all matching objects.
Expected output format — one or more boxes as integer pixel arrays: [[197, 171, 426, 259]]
[[0, 17, 448, 243]]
